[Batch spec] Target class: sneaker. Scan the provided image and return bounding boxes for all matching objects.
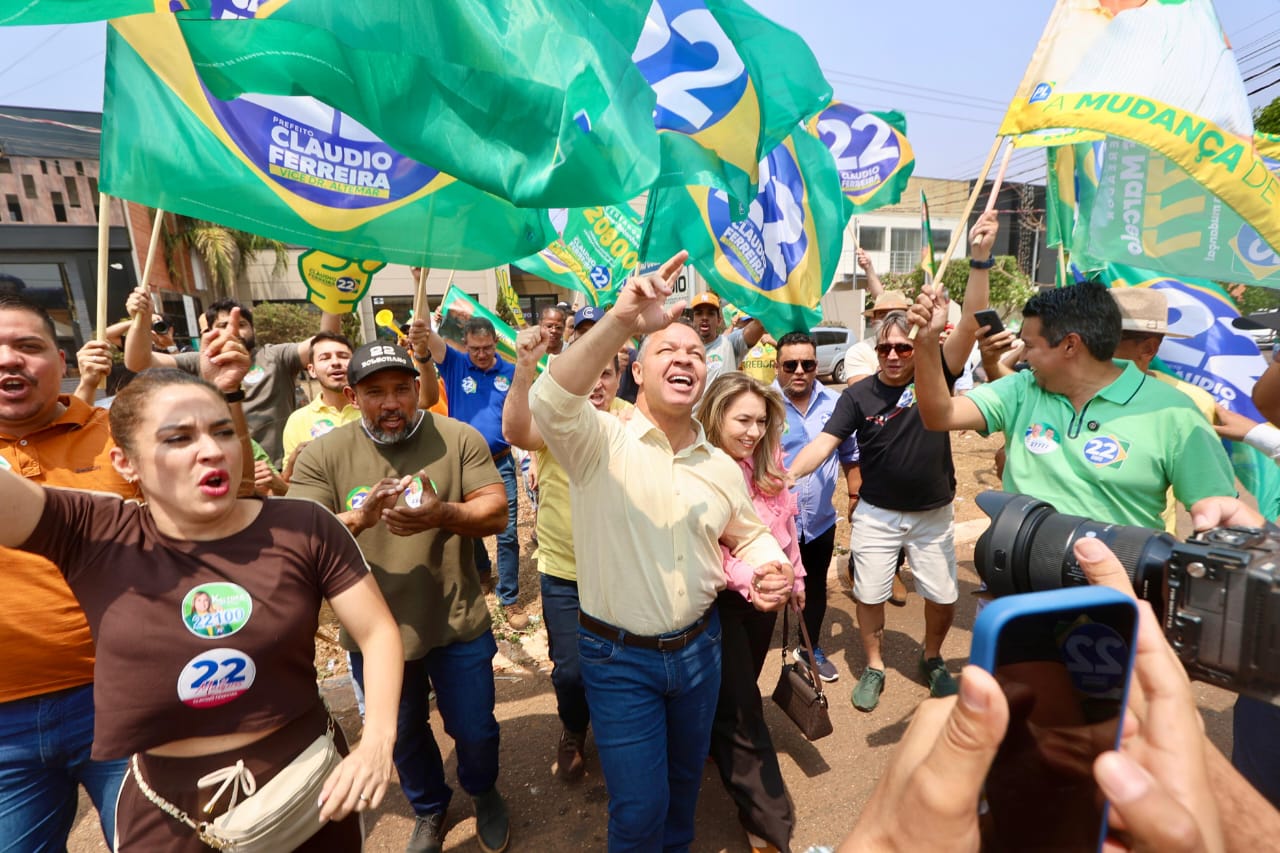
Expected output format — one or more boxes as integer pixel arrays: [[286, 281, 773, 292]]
[[889, 568, 909, 607], [851, 666, 885, 712], [793, 646, 839, 683], [555, 728, 586, 783], [473, 788, 511, 853], [502, 603, 530, 631], [920, 655, 959, 698], [405, 810, 447, 853]]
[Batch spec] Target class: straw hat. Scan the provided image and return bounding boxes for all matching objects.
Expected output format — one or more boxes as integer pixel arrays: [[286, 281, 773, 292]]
[[1111, 288, 1189, 338], [863, 291, 912, 318]]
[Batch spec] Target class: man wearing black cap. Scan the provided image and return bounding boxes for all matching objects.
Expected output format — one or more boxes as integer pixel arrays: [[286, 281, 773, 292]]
[[288, 342, 513, 853]]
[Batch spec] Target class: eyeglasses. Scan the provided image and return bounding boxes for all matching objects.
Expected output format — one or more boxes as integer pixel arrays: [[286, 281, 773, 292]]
[[779, 359, 818, 373], [875, 343, 915, 357]]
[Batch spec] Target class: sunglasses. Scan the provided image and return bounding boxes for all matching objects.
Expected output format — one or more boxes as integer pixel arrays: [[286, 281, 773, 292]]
[[875, 343, 915, 357], [779, 359, 818, 374]]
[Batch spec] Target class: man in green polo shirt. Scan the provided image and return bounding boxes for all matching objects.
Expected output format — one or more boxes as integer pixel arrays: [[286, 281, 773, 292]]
[[911, 280, 1235, 530]]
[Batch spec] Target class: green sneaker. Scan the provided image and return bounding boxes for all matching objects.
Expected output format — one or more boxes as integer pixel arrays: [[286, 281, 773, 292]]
[[920, 656, 958, 698], [851, 667, 886, 712]]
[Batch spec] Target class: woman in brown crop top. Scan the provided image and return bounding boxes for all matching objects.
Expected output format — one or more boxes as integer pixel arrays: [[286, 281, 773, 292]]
[[0, 317, 404, 852]]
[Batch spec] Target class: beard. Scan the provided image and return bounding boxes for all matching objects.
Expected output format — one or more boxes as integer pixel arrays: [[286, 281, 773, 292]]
[[363, 410, 416, 444]]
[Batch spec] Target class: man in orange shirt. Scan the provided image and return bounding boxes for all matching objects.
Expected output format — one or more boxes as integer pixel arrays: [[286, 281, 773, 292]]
[[0, 293, 138, 851]]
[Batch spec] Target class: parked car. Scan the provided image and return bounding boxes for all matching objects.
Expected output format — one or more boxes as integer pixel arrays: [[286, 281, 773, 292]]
[[811, 326, 857, 382]]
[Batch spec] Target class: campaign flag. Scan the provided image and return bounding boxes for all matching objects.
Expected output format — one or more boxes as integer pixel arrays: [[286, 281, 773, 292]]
[[1082, 137, 1280, 288], [0, 0, 164, 25], [807, 102, 914, 213], [101, 14, 555, 270], [1106, 263, 1280, 519], [633, 0, 831, 224], [177, 0, 660, 209], [920, 190, 936, 279], [297, 251, 384, 314], [998, 0, 1279, 276], [515, 204, 643, 307], [437, 284, 549, 373], [643, 129, 851, 338]]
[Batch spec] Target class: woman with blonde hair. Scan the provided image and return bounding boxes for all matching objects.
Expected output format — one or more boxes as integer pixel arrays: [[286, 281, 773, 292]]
[[696, 371, 804, 853]]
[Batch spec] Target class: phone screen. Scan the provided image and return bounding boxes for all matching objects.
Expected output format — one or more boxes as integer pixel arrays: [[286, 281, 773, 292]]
[[979, 602, 1136, 853]]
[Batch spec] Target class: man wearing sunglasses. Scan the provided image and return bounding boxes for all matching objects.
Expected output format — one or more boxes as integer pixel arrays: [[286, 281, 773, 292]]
[[774, 332, 860, 683], [787, 212, 1000, 712]]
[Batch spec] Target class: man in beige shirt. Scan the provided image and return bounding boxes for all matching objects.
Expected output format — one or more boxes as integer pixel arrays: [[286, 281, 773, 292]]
[[529, 255, 792, 852]]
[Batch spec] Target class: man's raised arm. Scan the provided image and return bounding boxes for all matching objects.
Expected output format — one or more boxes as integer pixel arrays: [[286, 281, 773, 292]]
[[502, 326, 549, 452], [941, 211, 998, 377], [909, 286, 989, 432], [122, 286, 176, 371]]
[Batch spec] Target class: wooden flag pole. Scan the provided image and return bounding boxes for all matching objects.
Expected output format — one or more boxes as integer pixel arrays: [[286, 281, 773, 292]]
[[95, 192, 111, 341], [139, 209, 166, 314], [984, 140, 1016, 215], [412, 266, 431, 322], [907, 135, 1005, 340]]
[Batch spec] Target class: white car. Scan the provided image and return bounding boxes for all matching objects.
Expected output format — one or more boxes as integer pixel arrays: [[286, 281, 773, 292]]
[[811, 326, 856, 382]]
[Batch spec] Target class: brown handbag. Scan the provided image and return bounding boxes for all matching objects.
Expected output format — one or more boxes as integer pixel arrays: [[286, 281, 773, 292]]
[[770, 604, 833, 741]]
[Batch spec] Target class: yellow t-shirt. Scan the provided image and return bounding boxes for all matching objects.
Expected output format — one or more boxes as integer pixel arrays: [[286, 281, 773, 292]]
[[1154, 370, 1216, 534], [282, 394, 362, 461], [534, 397, 631, 583], [740, 342, 777, 384]]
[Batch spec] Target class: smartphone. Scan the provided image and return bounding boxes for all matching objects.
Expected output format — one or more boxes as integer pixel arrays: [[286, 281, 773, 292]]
[[971, 587, 1138, 853], [974, 309, 1005, 335]]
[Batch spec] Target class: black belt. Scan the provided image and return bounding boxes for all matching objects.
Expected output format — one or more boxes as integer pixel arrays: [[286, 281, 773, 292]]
[[492, 447, 511, 460], [578, 610, 711, 652]]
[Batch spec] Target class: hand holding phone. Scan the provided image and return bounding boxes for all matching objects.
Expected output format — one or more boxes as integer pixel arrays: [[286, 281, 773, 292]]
[[974, 308, 1005, 336]]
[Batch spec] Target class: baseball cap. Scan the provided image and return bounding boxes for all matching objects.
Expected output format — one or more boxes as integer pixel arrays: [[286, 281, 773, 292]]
[[346, 342, 418, 387], [1233, 308, 1280, 333], [574, 305, 606, 327], [690, 292, 721, 309]]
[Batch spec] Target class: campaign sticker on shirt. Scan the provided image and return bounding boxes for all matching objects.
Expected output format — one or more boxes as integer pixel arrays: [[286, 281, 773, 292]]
[[1059, 618, 1129, 697], [1023, 423, 1061, 455], [242, 365, 267, 386], [181, 583, 252, 639], [494, 375, 510, 393], [707, 351, 725, 371], [309, 419, 336, 439], [177, 648, 257, 708], [1082, 435, 1129, 469], [462, 376, 478, 395], [346, 485, 372, 510], [895, 384, 916, 409]]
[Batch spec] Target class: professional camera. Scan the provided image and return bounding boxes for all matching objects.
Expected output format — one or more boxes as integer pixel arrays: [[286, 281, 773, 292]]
[[974, 491, 1280, 704], [152, 319, 171, 334]]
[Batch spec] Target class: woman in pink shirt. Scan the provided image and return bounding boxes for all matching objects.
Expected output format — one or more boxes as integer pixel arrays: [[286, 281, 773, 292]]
[[697, 372, 804, 853]]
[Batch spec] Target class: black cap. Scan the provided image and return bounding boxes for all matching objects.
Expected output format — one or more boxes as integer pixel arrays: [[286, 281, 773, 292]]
[[346, 342, 418, 387]]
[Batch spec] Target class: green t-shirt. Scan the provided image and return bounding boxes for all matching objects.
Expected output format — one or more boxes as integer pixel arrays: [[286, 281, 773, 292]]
[[965, 361, 1235, 530], [287, 413, 502, 658]]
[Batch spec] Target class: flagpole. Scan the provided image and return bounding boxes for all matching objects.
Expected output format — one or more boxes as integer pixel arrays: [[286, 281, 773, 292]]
[[139, 209, 166, 314], [908, 135, 1005, 340], [95, 192, 111, 342], [412, 266, 432, 322], [984, 140, 1015, 215]]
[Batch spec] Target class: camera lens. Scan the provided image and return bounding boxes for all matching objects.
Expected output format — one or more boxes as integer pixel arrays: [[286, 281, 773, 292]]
[[974, 491, 1175, 607], [153, 320, 171, 334]]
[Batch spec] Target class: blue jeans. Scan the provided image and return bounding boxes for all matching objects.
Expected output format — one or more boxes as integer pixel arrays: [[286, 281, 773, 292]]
[[0, 684, 126, 852], [540, 574, 589, 734], [350, 630, 500, 817], [473, 453, 521, 606], [579, 609, 722, 853], [1233, 695, 1280, 808]]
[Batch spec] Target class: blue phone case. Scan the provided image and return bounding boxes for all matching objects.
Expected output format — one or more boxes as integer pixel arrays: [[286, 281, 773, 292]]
[[971, 587, 1139, 853]]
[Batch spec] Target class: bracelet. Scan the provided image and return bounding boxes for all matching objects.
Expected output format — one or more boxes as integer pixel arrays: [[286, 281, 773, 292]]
[[969, 256, 996, 270], [412, 354, 433, 364], [224, 388, 246, 404]]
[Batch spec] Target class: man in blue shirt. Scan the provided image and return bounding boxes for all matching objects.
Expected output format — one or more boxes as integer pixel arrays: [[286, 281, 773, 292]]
[[774, 331, 859, 682], [427, 317, 526, 629]]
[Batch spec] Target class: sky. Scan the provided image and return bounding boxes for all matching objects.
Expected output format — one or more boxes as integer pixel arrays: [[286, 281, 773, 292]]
[[0, 0, 1277, 191]]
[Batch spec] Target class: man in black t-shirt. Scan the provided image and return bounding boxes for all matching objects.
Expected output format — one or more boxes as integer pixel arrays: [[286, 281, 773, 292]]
[[788, 212, 998, 712]]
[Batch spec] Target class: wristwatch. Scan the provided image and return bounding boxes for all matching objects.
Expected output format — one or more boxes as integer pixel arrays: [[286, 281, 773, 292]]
[[413, 353, 433, 364], [224, 388, 246, 404], [969, 256, 996, 270]]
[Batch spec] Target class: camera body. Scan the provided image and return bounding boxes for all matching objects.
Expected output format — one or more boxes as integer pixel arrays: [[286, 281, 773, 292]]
[[975, 491, 1280, 704]]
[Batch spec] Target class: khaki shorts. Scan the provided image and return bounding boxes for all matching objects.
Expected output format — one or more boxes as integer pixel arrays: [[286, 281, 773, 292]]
[[849, 501, 958, 605]]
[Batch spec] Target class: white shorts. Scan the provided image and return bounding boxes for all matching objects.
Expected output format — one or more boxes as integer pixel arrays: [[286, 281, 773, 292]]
[[849, 501, 958, 605]]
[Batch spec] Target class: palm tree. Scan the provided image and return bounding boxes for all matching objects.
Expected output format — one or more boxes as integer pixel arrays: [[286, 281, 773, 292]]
[[163, 214, 289, 301]]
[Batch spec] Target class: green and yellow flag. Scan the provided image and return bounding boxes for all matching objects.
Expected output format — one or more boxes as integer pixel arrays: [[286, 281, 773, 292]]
[[515, 204, 643, 307], [0, 0, 164, 25], [100, 13, 556, 269]]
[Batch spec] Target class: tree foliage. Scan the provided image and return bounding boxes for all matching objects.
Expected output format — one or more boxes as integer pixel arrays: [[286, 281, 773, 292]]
[[1255, 96, 1280, 135], [880, 256, 1036, 320], [164, 214, 289, 297], [251, 301, 363, 348]]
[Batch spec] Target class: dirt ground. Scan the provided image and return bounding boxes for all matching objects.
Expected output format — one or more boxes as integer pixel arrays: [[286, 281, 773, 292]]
[[68, 426, 1240, 852]]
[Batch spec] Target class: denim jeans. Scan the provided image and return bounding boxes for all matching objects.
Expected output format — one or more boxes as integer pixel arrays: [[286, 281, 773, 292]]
[[350, 630, 500, 817], [0, 684, 126, 852], [1233, 695, 1280, 808], [473, 453, 521, 606], [579, 609, 722, 853], [540, 573, 589, 734]]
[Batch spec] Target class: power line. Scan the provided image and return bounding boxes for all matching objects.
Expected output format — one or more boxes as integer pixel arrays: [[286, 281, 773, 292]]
[[0, 24, 66, 81], [823, 69, 1008, 114], [821, 67, 1009, 108], [0, 50, 105, 101]]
